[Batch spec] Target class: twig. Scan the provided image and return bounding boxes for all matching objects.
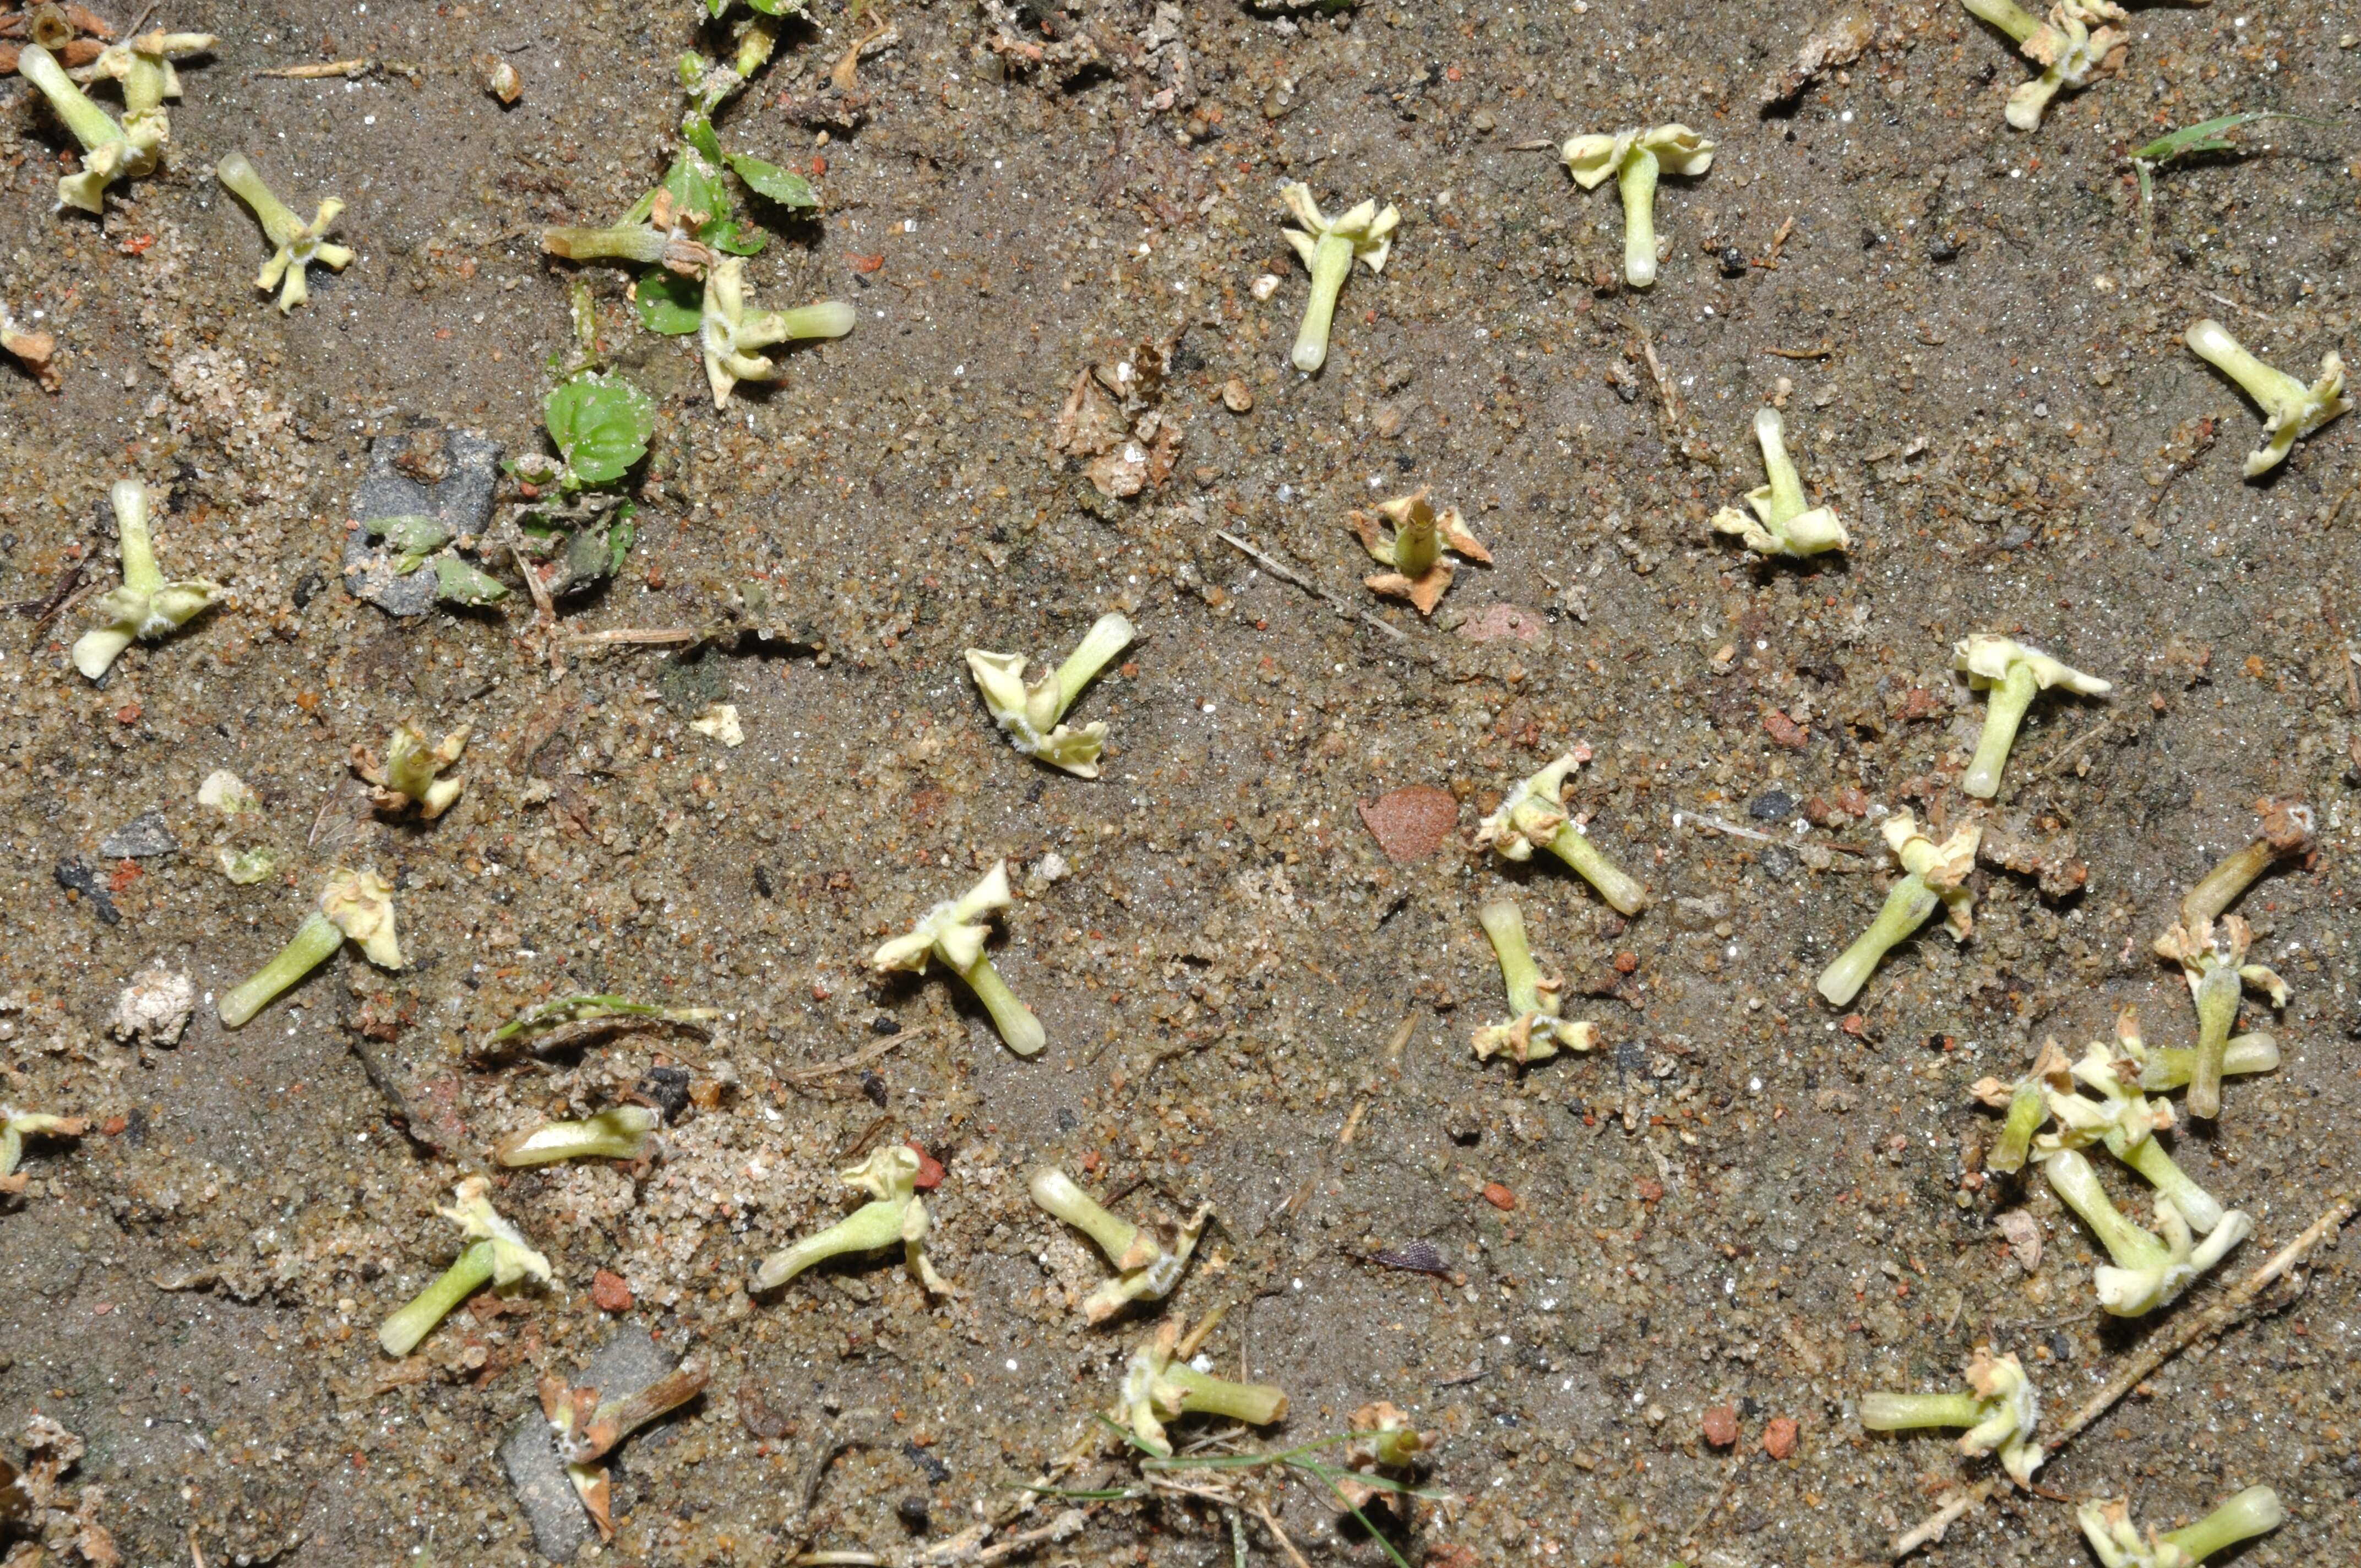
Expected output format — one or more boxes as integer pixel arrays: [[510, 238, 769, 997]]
[[1251, 1501, 1313, 1568], [564, 626, 703, 647], [1675, 810, 1871, 856], [1214, 531, 1419, 649], [1620, 310, 1684, 430], [2316, 474, 2361, 531], [780, 1031, 912, 1087], [1765, 343, 1832, 360], [2042, 717, 2114, 776], [1891, 1188, 2358, 1558], [13, 556, 85, 629], [257, 58, 374, 78]]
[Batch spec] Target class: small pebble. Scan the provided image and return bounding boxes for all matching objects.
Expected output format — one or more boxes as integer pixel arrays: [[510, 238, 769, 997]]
[[1221, 377, 1254, 413], [591, 1270, 634, 1313], [1701, 1405, 1739, 1448], [1762, 1416, 1799, 1459], [1480, 1182, 1516, 1211]]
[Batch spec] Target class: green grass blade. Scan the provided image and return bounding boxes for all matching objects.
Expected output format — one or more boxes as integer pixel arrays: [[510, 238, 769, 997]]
[[2129, 111, 2332, 167]]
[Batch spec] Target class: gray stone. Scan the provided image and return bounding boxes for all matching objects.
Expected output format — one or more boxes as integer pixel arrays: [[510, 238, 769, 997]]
[[345, 429, 503, 617], [498, 1327, 675, 1561], [99, 810, 179, 858]]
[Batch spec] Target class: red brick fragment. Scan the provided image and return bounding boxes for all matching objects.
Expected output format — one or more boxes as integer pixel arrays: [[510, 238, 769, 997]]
[[1480, 1182, 1515, 1211], [1701, 1405, 1739, 1448], [1355, 785, 1460, 863], [1761, 708, 1809, 749], [591, 1270, 633, 1313], [1763, 1416, 1799, 1459], [907, 1140, 945, 1190]]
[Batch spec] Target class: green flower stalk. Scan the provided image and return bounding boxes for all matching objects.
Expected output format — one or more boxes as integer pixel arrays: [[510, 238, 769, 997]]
[[1471, 899, 1598, 1066], [2038, 1044, 2226, 1234], [1473, 752, 1649, 916], [699, 255, 854, 407], [351, 722, 471, 819], [2178, 801, 2316, 928], [2152, 914, 2288, 1122], [541, 223, 708, 271], [1963, 0, 2129, 132], [2115, 1005, 2279, 1095], [2077, 1487, 2284, 1568], [215, 153, 353, 313], [1954, 635, 2111, 798], [377, 1177, 554, 1356], [1029, 1167, 1209, 1323], [749, 1144, 949, 1296], [1111, 1321, 1290, 1457], [966, 612, 1136, 778], [1815, 812, 1981, 1007], [2185, 318, 2351, 477], [1968, 1038, 2073, 1176], [73, 29, 215, 118], [18, 42, 159, 213], [2039, 1147, 2249, 1317], [1711, 406, 1848, 559], [872, 862, 1045, 1055], [70, 479, 221, 680], [1279, 183, 1400, 373], [0, 1110, 87, 1192], [1560, 124, 1715, 288], [1858, 1349, 2042, 1484], [217, 868, 402, 1028], [1347, 488, 1491, 615], [495, 1107, 660, 1167]]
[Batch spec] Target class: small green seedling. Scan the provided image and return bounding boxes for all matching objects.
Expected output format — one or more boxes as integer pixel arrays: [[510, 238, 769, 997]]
[[750, 1144, 948, 1295], [1347, 488, 1490, 614], [1336, 1401, 1430, 1514], [481, 994, 721, 1055], [543, 185, 721, 278], [2152, 914, 2286, 1122], [17, 42, 160, 213], [1111, 1320, 1290, 1457], [2185, 318, 2350, 477], [1968, 1038, 2073, 1176], [2078, 1486, 2284, 1568], [1962, 0, 2127, 132], [1815, 812, 1980, 1007], [1560, 124, 1715, 288], [71, 479, 221, 680], [1712, 407, 1848, 559], [351, 723, 470, 820], [1473, 751, 1649, 916], [1472, 899, 1598, 1066], [541, 1363, 710, 1542], [378, 1176, 554, 1356], [529, 371, 659, 492], [1954, 635, 2110, 798], [1859, 1349, 2042, 1484], [215, 153, 352, 313], [1030, 1167, 1209, 1322], [966, 612, 1136, 778], [873, 863, 1043, 1055], [2130, 112, 2329, 213], [699, 256, 853, 407], [495, 1107, 660, 1168], [2037, 1043, 2228, 1234], [218, 868, 401, 1028], [0, 1110, 86, 1195], [2038, 1146, 2249, 1317], [1280, 183, 1400, 373]]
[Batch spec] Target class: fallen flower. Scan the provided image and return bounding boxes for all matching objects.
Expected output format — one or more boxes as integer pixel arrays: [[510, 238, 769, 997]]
[[1473, 752, 1649, 916], [1815, 812, 1979, 1006], [2039, 1146, 2248, 1317], [1111, 1320, 1288, 1457], [1560, 123, 1715, 288], [218, 868, 401, 1028], [1338, 1401, 1430, 1513], [966, 611, 1135, 778], [215, 151, 353, 312], [0, 301, 58, 391], [872, 862, 1043, 1055], [1954, 634, 2110, 798], [2037, 1043, 2227, 1234], [1279, 182, 1399, 373], [1859, 1349, 2041, 1484], [1712, 406, 1848, 559], [2111, 1004, 2278, 1097], [70, 479, 221, 680], [2184, 317, 2349, 477], [1347, 488, 1490, 614], [17, 41, 158, 212], [2077, 1486, 2283, 1568], [378, 1176, 554, 1355], [1471, 898, 1597, 1065], [541, 1363, 710, 1541], [1029, 1166, 1209, 1322], [749, 1143, 949, 1295], [699, 255, 853, 407], [494, 1107, 660, 1167], [351, 722, 470, 819], [0, 1109, 87, 1194], [1968, 1037, 2073, 1175], [1963, 0, 2128, 132], [2152, 914, 2286, 1121]]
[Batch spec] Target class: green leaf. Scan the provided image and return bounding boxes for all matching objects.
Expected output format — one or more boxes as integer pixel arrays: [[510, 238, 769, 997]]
[[683, 115, 726, 166], [703, 218, 766, 257], [746, 0, 806, 14], [727, 154, 819, 209], [659, 148, 733, 229], [704, 0, 730, 15], [608, 507, 639, 575], [2130, 111, 2331, 168], [434, 556, 511, 606], [635, 269, 704, 335], [545, 372, 656, 487]]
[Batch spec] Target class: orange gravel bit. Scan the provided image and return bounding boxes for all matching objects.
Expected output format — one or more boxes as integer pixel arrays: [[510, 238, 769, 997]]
[[1480, 1183, 1515, 1211]]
